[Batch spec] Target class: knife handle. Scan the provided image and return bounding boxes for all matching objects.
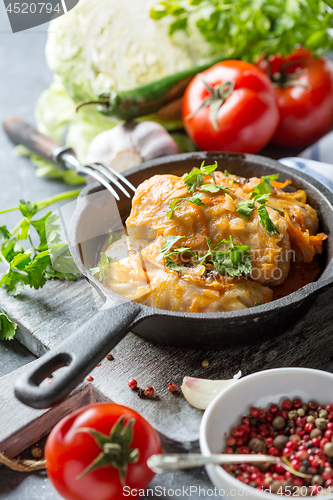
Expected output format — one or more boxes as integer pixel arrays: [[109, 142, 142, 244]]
[[3, 117, 65, 164]]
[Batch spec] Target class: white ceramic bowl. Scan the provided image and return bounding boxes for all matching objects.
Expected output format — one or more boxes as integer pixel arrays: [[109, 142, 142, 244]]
[[200, 368, 333, 499]]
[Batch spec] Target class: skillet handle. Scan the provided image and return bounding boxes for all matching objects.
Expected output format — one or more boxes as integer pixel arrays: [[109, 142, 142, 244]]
[[14, 302, 142, 409]]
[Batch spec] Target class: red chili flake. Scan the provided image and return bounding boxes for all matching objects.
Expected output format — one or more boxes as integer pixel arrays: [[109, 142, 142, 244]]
[[168, 383, 178, 393], [128, 379, 137, 390], [106, 353, 114, 361], [144, 386, 155, 398], [96, 362, 101, 367], [86, 375, 94, 382]]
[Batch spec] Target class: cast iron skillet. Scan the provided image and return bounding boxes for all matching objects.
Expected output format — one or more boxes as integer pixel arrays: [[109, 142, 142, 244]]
[[14, 153, 333, 409]]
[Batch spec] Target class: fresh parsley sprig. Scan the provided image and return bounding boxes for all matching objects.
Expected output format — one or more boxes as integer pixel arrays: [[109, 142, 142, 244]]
[[90, 252, 117, 281], [183, 161, 218, 192], [183, 161, 231, 195], [209, 236, 252, 277], [150, 0, 333, 60], [160, 235, 197, 271], [167, 196, 207, 219], [236, 175, 280, 236], [160, 235, 252, 277], [252, 175, 279, 197], [0, 190, 81, 340]]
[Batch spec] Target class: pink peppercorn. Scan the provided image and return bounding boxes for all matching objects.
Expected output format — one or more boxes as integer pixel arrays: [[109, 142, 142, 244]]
[[312, 437, 321, 447], [250, 407, 259, 417], [281, 399, 293, 411], [269, 404, 279, 415], [168, 382, 178, 393], [305, 422, 315, 433], [286, 440, 297, 451], [128, 378, 137, 389], [268, 447, 279, 456], [290, 458, 301, 470], [321, 437, 330, 448], [226, 436, 236, 446], [293, 398, 303, 409], [322, 471, 332, 482], [325, 429, 333, 439]]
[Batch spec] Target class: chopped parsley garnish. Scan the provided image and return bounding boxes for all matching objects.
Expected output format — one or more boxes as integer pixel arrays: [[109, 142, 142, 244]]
[[236, 199, 255, 220], [257, 205, 279, 237], [108, 230, 123, 246], [167, 196, 207, 220], [183, 161, 218, 192], [160, 235, 252, 277], [252, 174, 279, 197], [199, 183, 230, 193], [90, 252, 117, 281], [268, 205, 284, 215], [235, 175, 281, 236], [160, 235, 185, 256], [210, 236, 252, 277], [159, 235, 196, 270]]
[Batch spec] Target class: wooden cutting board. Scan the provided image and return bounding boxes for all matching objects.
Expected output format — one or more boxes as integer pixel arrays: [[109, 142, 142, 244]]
[[1, 276, 333, 456]]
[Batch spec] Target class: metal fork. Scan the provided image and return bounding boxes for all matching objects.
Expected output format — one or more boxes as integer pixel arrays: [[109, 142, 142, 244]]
[[3, 117, 136, 200], [147, 453, 310, 479]]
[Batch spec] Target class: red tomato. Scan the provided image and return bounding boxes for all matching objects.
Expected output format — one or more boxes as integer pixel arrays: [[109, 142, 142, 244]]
[[45, 403, 161, 500], [257, 48, 333, 148], [182, 60, 279, 154]]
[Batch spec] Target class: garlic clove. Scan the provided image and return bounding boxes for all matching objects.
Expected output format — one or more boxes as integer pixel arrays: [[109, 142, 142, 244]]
[[85, 121, 178, 172], [181, 371, 242, 410]]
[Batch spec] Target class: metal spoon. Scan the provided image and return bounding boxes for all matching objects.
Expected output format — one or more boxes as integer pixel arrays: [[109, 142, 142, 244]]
[[147, 454, 310, 478]]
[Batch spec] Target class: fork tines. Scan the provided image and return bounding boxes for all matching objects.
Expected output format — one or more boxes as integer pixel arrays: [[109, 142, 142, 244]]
[[80, 162, 136, 200]]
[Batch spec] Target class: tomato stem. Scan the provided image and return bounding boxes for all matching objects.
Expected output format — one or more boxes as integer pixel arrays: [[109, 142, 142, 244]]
[[184, 75, 235, 131], [269, 60, 311, 90]]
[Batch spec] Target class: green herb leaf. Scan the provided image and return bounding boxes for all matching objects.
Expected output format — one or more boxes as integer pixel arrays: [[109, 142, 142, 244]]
[[252, 175, 279, 197], [268, 205, 284, 214], [167, 196, 206, 219], [160, 235, 185, 256], [160, 235, 197, 270], [165, 256, 184, 271], [211, 236, 252, 277], [0, 311, 17, 341], [0, 198, 79, 300], [199, 237, 212, 264], [257, 205, 279, 236], [199, 183, 230, 193], [108, 230, 123, 246], [90, 252, 117, 281], [183, 161, 218, 192], [19, 200, 38, 220], [0, 225, 10, 240], [150, 1, 333, 60], [236, 199, 255, 220]]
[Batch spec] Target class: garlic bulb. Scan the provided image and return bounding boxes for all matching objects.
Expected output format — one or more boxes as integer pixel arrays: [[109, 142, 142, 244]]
[[85, 121, 179, 172], [181, 371, 242, 410]]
